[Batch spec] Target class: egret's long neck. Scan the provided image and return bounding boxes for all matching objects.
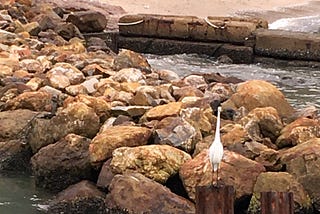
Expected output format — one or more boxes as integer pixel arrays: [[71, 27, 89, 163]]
[[214, 108, 221, 142]]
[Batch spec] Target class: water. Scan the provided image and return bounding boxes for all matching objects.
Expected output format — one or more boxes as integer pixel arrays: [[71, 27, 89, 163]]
[[0, 172, 52, 214], [146, 53, 320, 109]]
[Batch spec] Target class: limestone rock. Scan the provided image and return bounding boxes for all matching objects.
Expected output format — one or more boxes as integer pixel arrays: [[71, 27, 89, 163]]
[[276, 117, 320, 148], [248, 172, 312, 213], [89, 125, 152, 164], [280, 138, 320, 211], [240, 107, 283, 142], [179, 149, 265, 200], [31, 134, 93, 192], [66, 11, 108, 33], [48, 180, 106, 214], [225, 80, 294, 118], [154, 116, 199, 153], [106, 172, 195, 214], [110, 145, 191, 183]]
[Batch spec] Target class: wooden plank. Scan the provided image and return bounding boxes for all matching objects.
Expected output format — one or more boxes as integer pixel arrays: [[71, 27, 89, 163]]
[[261, 192, 294, 214], [196, 185, 235, 214]]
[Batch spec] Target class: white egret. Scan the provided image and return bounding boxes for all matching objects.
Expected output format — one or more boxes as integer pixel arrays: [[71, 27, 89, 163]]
[[209, 106, 224, 185]]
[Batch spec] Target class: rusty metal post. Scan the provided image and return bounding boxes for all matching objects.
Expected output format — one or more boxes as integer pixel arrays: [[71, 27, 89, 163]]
[[261, 192, 294, 214], [196, 185, 235, 214]]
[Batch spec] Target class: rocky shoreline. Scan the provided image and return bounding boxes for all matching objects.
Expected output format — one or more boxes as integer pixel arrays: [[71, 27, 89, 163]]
[[0, 0, 320, 213]]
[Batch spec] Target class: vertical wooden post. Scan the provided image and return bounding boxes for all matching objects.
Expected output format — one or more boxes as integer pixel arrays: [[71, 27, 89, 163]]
[[261, 192, 294, 214], [196, 185, 235, 214]]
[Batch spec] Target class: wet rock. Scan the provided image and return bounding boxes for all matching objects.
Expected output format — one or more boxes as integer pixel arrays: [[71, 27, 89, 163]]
[[112, 49, 151, 73], [106, 172, 195, 214], [240, 107, 283, 142], [141, 102, 182, 121], [0, 139, 32, 171], [224, 80, 294, 118], [154, 116, 198, 153], [280, 138, 320, 211], [31, 134, 93, 192], [28, 102, 100, 152], [203, 72, 243, 84], [276, 117, 320, 148], [48, 180, 106, 214], [248, 172, 312, 214], [66, 11, 108, 33], [0, 109, 38, 141], [179, 149, 265, 201], [4, 91, 53, 112], [111, 145, 191, 183], [89, 125, 152, 165]]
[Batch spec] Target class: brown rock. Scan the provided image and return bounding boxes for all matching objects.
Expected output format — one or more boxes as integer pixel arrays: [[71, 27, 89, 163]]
[[55, 22, 84, 40], [276, 117, 320, 148], [89, 125, 152, 164], [173, 86, 204, 101], [28, 102, 100, 152], [48, 180, 106, 213], [106, 172, 195, 214], [4, 91, 53, 112], [248, 172, 312, 213], [141, 102, 182, 121], [97, 159, 114, 190], [19, 59, 43, 73], [183, 74, 207, 88], [65, 84, 88, 96], [112, 49, 151, 73], [66, 11, 108, 33], [31, 134, 93, 192], [110, 144, 191, 183], [280, 138, 320, 210], [225, 80, 294, 118], [179, 149, 265, 200], [111, 105, 152, 117], [0, 65, 13, 78], [240, 107, 283, 142]]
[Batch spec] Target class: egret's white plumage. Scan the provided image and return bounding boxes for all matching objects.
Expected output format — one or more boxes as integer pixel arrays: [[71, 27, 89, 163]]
[[209, 106, 224, 177]]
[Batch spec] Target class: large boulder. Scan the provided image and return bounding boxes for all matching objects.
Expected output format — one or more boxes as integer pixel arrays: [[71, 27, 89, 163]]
[[106, 172, 195, 214], [31, 134, 93, 192], [48, 180, 107, 214], [280, 138, 320, 212], [248, 172, 312, 213], [89, 125, 152, 165], [179, 149, 266, 201], [66, 11, 108, 33], [276, 117, 320, 148], [28, 102, 100, 153], [110, 145, 191, 183], [224, 80, 294, 118]]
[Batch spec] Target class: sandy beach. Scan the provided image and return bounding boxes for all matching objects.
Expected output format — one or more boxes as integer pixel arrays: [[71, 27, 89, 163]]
[[103, 0, 318, 21]]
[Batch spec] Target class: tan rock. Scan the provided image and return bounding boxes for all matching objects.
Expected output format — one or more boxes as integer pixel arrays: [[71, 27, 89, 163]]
[[19, 59, 43, 73], [276, 117, 320, 148], [225, 80, 294, 118], [141, 102, 183, 121], [0, 65, 13, 78], [111, 67, 146, 84], [26, 77, 45, 91], [65, 84, 88, 96], [110, 145, 191, 183], [240, 107, 284, 142], [89, 125, 152, 164], [112, 49, 151, 73]]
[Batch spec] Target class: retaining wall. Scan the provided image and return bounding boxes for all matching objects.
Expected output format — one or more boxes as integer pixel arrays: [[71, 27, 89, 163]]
[[105, 14, 320, 66]]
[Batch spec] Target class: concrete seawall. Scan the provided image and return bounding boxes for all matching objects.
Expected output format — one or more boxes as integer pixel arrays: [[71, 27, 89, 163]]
[[100, 14, 320, 66]]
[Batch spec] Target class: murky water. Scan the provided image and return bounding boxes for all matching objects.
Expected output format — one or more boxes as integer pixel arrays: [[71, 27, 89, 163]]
[[0, 172, 51, 214], [146, 53, 320, 109]]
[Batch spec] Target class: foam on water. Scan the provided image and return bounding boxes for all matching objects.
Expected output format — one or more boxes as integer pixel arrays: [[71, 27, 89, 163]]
[[269, 15, 320, 32]]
